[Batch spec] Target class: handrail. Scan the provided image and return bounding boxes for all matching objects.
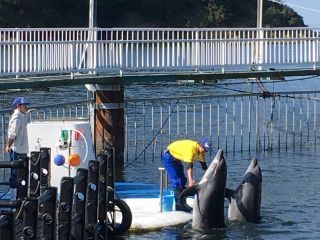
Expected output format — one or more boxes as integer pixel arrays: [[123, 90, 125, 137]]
[[0, 27, 319, 81]]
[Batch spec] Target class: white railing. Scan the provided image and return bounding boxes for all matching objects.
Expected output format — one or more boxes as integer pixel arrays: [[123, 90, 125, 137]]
[[0, 27, 319, 78]]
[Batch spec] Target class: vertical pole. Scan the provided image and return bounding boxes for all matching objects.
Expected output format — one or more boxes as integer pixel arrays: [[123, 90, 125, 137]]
[[248, 96, 252, 152], [256, 95, 260, 152], [94, 85, 125, 167], [256, 0, 264, 67], [240, 98, 243, 152], [89, 0, 97, 28], [314, 93, 317, 149], [233, 97, 236, 152], [225, 98, 228, 152], [285, 97, 288, 151], [257, 0, 263, 29], [158, 167, 165, 213]]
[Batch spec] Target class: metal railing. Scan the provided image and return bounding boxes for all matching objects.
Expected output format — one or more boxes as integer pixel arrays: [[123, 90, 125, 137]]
[[0, 27, 320, 78], [1, 90, 320, 165]]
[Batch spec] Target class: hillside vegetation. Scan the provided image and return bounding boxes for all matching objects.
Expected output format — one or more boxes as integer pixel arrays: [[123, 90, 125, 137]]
[[0, 0, 305, 28]]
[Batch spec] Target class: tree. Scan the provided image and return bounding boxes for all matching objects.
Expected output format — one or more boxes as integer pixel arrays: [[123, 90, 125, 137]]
[[0, 0, 306, 28]]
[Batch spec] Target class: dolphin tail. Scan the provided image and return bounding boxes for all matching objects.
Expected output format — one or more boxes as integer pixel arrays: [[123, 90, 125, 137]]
[[225, 187, 235, 202]]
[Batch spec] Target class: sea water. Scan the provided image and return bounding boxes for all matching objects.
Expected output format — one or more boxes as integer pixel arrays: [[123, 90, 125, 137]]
[[1, 76, 320, 239], [120, 149, 320, 240]]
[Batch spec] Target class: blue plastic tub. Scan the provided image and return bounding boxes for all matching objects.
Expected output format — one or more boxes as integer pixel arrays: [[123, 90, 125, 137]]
[[159, 191, 175, 212]]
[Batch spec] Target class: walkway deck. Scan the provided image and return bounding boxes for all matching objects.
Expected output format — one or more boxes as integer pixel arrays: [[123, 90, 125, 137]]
[[1, 27, 320, 90], [1, 67, 319, 91]]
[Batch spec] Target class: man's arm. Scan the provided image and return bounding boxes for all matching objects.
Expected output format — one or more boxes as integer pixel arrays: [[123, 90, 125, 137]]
[[5, 138, 14, 153], [200, 161, 208, 171], [187, 163, 195, 187]]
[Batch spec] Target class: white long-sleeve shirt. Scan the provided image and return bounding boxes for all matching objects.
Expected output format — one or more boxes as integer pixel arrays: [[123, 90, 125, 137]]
[[7, 109, 29, 154]]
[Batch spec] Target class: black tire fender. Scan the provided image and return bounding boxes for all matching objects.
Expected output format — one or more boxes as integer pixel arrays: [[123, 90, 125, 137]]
[[108, 198, 132, 234]]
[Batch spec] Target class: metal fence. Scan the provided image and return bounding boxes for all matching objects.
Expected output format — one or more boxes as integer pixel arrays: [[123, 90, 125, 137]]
[[1, 90, 319, 165], [124, 90, 320, 163], [0, 27, 320, 78]]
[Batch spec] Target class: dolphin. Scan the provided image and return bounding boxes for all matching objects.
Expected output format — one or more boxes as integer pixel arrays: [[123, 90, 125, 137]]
[[179, 149, 227, 230], [225, 157, 262, 223]]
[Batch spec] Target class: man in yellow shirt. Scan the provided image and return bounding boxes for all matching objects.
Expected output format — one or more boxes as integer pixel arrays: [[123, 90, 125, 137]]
[[162, 138, 212, 212]]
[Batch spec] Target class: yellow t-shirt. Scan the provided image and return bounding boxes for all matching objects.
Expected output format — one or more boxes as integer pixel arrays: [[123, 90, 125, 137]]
[[167, 140, 205, 163]]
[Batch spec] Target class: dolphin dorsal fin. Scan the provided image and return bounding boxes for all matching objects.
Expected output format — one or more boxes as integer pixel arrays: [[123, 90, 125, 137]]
[[179, 185, 198, 199]]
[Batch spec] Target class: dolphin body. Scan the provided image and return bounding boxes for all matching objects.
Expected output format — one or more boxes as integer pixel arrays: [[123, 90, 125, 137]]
[[179, 149, 227, 230], [225, 157, 262, 223]]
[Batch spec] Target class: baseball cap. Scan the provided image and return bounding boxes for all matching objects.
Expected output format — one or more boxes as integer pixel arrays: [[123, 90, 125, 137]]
[[199, 138, 212, 152], [12, 97, 31, 107]]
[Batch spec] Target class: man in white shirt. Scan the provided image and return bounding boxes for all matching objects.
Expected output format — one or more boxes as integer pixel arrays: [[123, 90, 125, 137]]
[[4, 97, 30, 200]]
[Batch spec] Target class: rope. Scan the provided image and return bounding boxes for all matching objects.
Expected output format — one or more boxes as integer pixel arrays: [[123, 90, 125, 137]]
[[122, 101, 178, 170]]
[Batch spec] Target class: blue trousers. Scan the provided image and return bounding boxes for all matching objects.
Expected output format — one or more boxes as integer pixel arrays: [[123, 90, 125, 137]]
[[9, 151, 27, 188], [162, 151, 187, 189]]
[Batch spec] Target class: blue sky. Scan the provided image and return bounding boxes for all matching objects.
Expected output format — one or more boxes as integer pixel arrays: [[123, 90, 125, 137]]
[[282, 0, 320, 28]]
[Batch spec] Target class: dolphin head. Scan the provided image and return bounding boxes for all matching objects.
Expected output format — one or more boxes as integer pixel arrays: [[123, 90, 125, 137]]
[[180, 149, 227, 230], [226, 157, 262, 223]]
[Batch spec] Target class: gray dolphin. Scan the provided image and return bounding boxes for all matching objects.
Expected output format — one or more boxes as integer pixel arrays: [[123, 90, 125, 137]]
[[179, 149, 227, 230], [225, 157, 262, 223]]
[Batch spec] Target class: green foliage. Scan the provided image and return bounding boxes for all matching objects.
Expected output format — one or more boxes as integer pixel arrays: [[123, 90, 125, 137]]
[[265, 5, 305, 27], [0, 0, 306, 28]]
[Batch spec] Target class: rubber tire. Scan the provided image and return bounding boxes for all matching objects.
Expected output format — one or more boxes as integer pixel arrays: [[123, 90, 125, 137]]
[[107, 198, 132, 235]]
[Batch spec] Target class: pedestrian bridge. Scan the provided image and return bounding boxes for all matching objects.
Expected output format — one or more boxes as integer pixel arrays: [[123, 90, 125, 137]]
[[1, 27, 320, 90]]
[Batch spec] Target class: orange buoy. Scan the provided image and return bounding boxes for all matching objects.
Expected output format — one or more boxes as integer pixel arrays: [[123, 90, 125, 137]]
[[69, 153, 81, 167]]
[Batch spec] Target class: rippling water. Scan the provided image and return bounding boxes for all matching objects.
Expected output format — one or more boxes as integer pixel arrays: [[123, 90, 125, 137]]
[[119, 149, 320, 240], [118, 76, 320, 239], [2, 76, 320, 239]]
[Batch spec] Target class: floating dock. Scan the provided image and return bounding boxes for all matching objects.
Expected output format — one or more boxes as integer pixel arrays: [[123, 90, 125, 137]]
[[124, 198, 193, 232], [116, 182, 193, 232]]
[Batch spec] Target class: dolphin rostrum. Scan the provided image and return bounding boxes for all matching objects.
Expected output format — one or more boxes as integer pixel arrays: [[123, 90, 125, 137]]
[[225, 157, 262, 223], [179, 149, 227, 230]]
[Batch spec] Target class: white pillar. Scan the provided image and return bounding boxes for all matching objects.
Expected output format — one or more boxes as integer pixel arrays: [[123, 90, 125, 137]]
[[257, 0, 263, 29], [257, 0, 264, 67], [89, 0, 97, 28]]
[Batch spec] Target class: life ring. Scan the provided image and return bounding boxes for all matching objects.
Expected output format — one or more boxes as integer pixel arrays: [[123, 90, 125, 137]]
[[107, 198, 132, 235]]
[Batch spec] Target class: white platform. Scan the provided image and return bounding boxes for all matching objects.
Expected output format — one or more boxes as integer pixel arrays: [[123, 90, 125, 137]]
[[123, 197, 193, 232]]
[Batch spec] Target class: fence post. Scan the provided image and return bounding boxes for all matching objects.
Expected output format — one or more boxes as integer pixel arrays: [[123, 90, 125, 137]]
[[22, 197, 38, 240], [104, 148, 115, 238], [97, 153, 107, 239], [71, 168, 88, 240], [39, 148, 51, 187], [39, 186, 57, 240], [84, 160, 99, 239], [0, 212, 14, 240], [58, 177, 74, 240], [16, 156, 29, 201]]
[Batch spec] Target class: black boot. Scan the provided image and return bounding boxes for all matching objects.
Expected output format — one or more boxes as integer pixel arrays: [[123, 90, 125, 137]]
[[174, 188, 192, 213]]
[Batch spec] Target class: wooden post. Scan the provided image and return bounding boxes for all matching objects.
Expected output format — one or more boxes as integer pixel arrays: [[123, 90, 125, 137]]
[[93, 84, 124, 167]]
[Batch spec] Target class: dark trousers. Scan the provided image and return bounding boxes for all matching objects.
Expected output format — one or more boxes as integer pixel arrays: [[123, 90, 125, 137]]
[[9, 151, 27, 188], [161, 151, 187, 190]]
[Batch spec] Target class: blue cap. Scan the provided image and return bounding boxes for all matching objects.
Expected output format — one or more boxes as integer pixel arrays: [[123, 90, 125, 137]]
[[199, 138, 212, 152], [12, 97, 31, 107]]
